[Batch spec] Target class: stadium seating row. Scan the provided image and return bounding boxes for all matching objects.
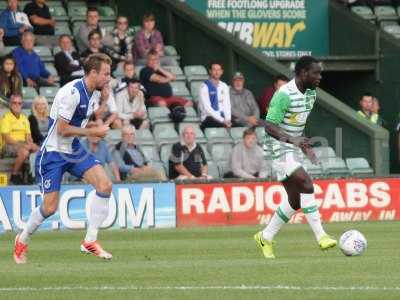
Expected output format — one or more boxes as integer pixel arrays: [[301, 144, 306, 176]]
[[351, 5, 400, 37]]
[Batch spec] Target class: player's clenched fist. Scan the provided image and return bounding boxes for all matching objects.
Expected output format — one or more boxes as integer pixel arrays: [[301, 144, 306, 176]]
[[88, 124, 109, 138]]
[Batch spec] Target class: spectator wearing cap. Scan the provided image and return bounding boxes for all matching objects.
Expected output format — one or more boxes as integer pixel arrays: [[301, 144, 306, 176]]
[[169, 125, 211, 180], [115, 78, 149, 129], [199, 62, 231, 130], [230, 71, 259, 127], [0, 0, 32, 46], [258, 74, 288, 119], [226, 127, 268, 179], [139, 49, 192, 108]]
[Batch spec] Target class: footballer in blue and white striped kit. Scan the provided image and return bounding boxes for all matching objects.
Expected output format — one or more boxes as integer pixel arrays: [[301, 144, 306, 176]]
[[14, 53, 114, 264]]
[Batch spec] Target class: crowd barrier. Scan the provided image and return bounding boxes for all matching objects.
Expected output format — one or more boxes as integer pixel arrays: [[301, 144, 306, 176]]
[[0, 178, 398, 232]]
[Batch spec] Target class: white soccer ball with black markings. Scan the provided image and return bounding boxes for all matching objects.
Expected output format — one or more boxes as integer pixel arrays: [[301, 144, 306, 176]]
[[339, 230, 367, 256]]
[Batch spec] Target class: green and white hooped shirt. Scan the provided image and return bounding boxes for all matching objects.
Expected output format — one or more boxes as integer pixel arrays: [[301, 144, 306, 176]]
[[264, 79, 316, 159]]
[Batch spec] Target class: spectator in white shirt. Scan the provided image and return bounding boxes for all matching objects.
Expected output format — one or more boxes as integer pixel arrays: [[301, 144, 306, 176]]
[[115, 78, 149, 129], [93, 83, 122, 128], [199, 62, 231, 130]]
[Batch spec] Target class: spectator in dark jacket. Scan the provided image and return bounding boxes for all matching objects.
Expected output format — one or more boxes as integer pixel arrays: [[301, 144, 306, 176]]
[[23, 0, 57, 47], [54, 35, 83, 86], [139, 49, 192, 108], [12, 31, 55, 88], [0, 0, 32, 46], [169, 125, 211, 180], [109, 16, 134, 66], [258, 74, 288, 119], [80, 30, 116, 71], [28, 95, 49, 146]]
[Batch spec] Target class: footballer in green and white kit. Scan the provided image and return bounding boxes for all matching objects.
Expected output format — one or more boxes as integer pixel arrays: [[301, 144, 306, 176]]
[[254, 56, 337, 259]]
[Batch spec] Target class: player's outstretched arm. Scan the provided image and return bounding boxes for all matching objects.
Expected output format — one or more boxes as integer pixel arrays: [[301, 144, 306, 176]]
[[57, 118, 109, 138]]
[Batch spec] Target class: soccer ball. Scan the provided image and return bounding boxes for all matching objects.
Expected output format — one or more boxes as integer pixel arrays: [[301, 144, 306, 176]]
[[339, 230, 367, 256]]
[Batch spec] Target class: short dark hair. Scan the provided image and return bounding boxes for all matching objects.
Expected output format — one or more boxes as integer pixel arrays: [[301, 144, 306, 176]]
[[294, 56, 319, 76], [88, 29, 101, 41], [147, 48, 159, 57], [273, 74, 289, 83], [87, 7, 98, 15], [142, 12, 155, 22], [58, 34, 71, 42], [83, 53, 112, 75], [117, 15, 128, 21], [208, 62, 224, 70], [127, 78, 140, 86], [362, 92, 373, 98], [243, 127, 256, 139], [123, 60, 134, 69]]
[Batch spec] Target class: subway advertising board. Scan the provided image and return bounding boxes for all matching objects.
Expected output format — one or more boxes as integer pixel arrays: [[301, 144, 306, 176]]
[[182, 0, 329, 58]]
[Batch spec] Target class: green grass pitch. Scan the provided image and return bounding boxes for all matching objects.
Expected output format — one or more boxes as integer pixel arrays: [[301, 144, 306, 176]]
[[0, 221, 399, 300]]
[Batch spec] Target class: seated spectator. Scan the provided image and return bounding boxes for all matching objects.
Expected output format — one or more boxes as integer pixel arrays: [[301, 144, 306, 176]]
[[0, 28, 5, 56], [28, 95, 48, 146], [0, 0, 32, 46], [371, 97, 385, 127], [12, 31, 55, 88], [23, 0, 57, 47], [0, 55, 22, 100], [169, 125, 211, 180], [109, 15, 134, 68], [82, 134, 121, 183], [230, 71, 260, 127], [93, 83, 122, 128], [226, 127, 268, 179], [112, 125, 166, 182], [140, 49, 192, 108], [113, 61, 140, 93], [357, 93, 380, 124], [199, 62, 231, 130], [76, 7, 109, 52], [115, 78, 149, 129], [258, 74, 288, 119], [134, 12, 176, 66], [0, 94, 38, 184], [80, 30, 116, 71], [54, 35, 84, 86]]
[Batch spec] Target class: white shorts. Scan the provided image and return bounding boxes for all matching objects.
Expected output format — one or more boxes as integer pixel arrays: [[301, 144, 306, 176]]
[[272, 151, 306, 181]]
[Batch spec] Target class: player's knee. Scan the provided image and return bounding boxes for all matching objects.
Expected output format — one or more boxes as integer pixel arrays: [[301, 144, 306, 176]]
[[97, 178, 112, 195], [301, 178, 314, 193], [41, 203, 58, 217], [158, 100, 167, 107]]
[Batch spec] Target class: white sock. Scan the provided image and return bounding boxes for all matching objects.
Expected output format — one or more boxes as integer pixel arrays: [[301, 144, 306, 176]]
[[19, 206, 46, 244], [85, 192, 110, 243], [301, 193, 326, 241], [262, 197, 297, 242]]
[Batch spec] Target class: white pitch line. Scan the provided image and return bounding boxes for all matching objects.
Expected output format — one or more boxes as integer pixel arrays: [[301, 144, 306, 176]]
[[0, 285, 399, 292]]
